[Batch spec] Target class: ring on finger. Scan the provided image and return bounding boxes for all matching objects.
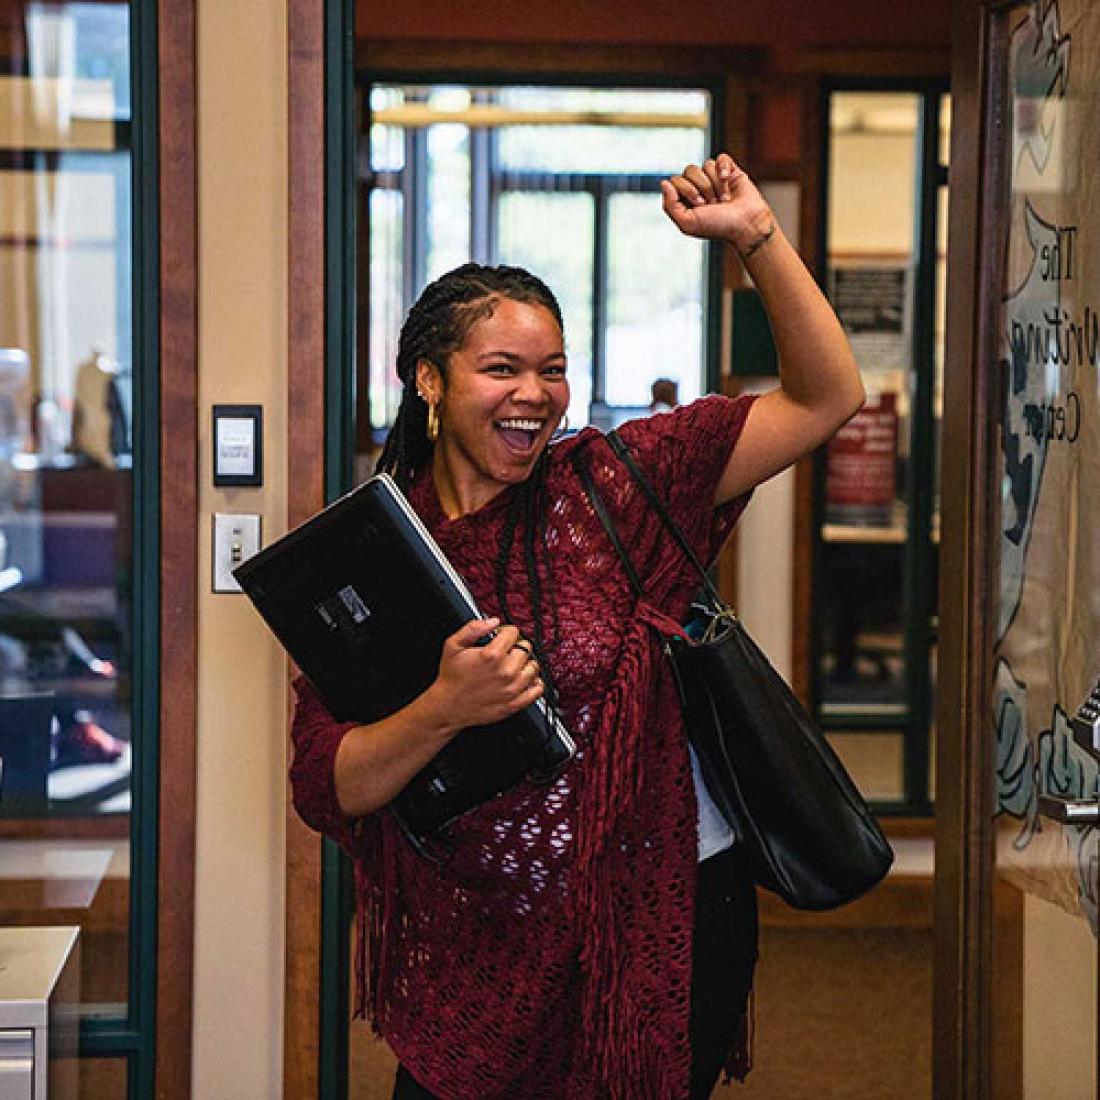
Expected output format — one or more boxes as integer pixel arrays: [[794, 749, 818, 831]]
[[513, 639, 534, 657]]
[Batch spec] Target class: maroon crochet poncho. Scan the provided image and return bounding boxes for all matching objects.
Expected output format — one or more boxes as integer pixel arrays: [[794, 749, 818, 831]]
[[291, 395, 755, 1099]]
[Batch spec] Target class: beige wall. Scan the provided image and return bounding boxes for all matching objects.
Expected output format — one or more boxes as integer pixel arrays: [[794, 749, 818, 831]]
[[192, 0, 289, 1096], [1022, 894, 1098, 1100]]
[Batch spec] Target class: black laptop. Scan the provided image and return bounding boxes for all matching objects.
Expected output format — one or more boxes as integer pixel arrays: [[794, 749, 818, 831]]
[[233, 473, 575, 849]]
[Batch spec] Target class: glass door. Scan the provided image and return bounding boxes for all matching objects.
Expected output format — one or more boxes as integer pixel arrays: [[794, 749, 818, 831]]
[[0, 3, 159, 1094], [986, 2, 1098, 1096]]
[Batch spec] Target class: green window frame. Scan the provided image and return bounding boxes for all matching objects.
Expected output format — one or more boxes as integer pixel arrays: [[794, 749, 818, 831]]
[[0, 0, 165, 1090]]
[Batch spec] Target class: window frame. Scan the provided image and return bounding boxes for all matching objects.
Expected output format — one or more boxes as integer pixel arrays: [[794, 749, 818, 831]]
[[363, 86, 714, 432], [359, 72, 726, 448], [809, 75, 950, 817]]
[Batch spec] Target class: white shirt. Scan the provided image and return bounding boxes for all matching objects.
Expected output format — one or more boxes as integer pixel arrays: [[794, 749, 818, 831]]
[[689, 742, 735, 861]]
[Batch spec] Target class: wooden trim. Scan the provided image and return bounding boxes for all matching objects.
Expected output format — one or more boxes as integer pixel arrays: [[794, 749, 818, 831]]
[[745, 74, 814, 179], [758, 874, 933, 930], [989, 879, 1023, 1100], [357, 38, 762, 80], [790, 46, 952, 79], [714, 75, 750, 608], [156, 1, 198, 1097], [0, 815, 130, 840], [934, 1, 1002, 1097], [721, 73, 749, 290], [880, 815, 937, 839], [286, 0, 327, 1096]]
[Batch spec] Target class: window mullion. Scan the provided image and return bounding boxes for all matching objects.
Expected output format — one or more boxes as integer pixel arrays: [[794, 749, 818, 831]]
[[470, 94, 494, 264], [592, 177, 609, 404], [404, 125, 428, 312]]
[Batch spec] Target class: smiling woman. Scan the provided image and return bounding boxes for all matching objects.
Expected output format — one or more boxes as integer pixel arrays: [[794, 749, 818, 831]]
[[373, 263, 567, 496], [290, 154, 863, 1100], [416, 296, 569, 516]]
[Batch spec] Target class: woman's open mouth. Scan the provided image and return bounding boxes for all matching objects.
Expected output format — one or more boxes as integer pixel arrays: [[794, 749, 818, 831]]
[[495, 417, 545, 454]]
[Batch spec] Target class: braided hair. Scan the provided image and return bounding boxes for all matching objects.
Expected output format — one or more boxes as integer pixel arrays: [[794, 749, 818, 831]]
[[375, 262, 567, 692], [376, 262, 563, 489]]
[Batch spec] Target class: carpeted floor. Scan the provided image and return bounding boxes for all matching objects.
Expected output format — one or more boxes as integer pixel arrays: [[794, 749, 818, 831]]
[[348, 921, 933, 1098], [720, 925, 932, 1099]]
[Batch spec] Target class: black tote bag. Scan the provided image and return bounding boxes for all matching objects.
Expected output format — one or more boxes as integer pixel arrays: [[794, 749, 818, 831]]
[[575, 432, 894, 910]]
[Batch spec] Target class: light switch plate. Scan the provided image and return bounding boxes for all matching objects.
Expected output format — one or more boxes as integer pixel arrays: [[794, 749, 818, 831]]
[[212, 513, 262, 593]]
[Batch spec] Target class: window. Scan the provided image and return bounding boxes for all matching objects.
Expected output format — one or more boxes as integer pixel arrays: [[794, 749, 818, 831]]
[[0, 2, 159, 1093], [363, 83, 711, 441]]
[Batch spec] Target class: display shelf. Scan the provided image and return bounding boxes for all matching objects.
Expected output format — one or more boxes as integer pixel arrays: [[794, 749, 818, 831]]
[[821, 519, 940, 544]]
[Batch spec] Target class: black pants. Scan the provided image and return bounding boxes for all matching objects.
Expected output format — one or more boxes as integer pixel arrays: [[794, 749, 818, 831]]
[[393, 844, 758, 1100]]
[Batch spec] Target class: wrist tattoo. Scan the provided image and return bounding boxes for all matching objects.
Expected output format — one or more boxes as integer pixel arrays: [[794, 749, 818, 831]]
[[740, 219, 777, 260]]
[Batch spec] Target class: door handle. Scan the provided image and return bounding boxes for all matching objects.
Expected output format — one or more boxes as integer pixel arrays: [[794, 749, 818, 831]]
[[1070, 682, 1100, 765], [1037, 684, 1100, 822], [1037, 795, 1100, 824]]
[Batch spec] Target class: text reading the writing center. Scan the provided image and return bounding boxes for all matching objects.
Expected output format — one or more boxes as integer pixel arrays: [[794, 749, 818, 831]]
[[1010, 220, 1094, 447]]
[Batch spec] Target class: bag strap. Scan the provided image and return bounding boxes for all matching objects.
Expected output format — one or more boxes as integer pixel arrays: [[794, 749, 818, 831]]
[[573, 431, 723, 609]]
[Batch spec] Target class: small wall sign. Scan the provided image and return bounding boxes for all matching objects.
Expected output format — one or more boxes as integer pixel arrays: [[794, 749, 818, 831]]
[[212, 404, 263, 487]]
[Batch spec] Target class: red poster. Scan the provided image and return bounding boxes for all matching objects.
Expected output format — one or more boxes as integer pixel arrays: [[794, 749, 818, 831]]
[[824, 391, 898, 523]]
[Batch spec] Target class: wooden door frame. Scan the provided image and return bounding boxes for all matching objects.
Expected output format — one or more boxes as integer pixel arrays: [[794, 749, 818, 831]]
[[286, 0, 328, 1094], [934, 0, 1015, 1096], [157, 0, 199, 1095], [933, 0, 989, 1091]]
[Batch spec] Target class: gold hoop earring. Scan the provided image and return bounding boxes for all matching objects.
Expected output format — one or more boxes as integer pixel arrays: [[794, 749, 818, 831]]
[[426, 402, 440, 443]]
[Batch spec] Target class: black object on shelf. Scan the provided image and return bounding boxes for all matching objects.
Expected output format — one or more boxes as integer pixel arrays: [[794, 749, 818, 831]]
[[730, 288, 778, 378], [0, 692, 54, 814]]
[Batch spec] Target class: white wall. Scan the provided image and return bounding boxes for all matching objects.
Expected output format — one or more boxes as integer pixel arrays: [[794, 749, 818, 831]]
[[734, 181, 801, 678], [191, 0, 288, 1096], [736, 445, 795, 681]]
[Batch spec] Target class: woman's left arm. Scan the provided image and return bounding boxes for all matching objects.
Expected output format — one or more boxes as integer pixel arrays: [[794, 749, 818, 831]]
[[662, 153, 865, 504]]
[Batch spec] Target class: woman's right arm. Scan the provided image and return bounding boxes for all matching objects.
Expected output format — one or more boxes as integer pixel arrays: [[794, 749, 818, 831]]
[[332, 617, 544, 817], [660, 153, 864, 503]]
